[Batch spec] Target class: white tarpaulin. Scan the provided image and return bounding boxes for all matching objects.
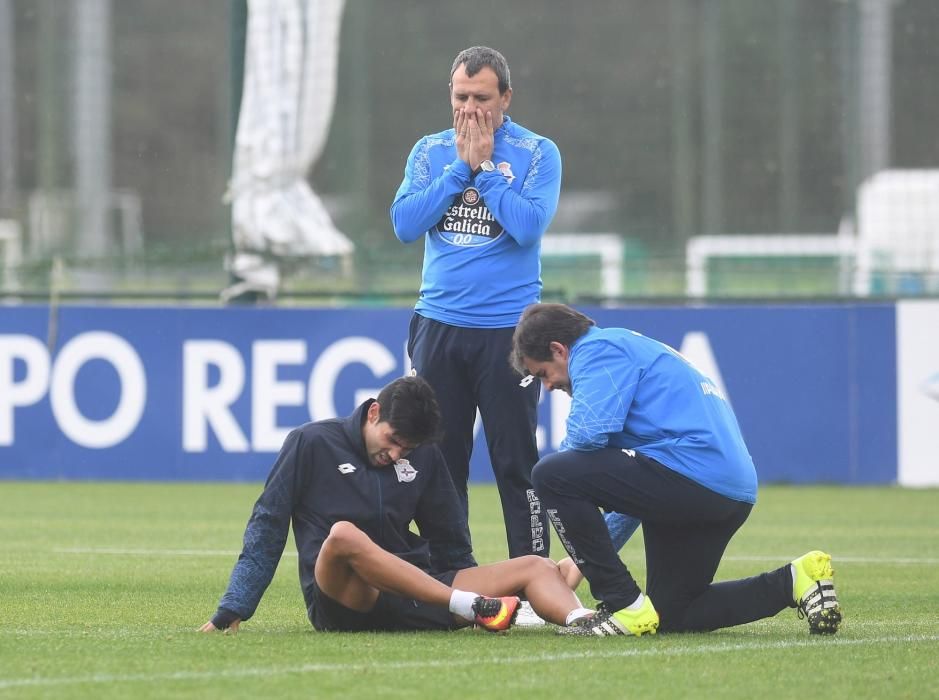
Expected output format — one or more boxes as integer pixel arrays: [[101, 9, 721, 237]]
[[225, 0, 351, 301]]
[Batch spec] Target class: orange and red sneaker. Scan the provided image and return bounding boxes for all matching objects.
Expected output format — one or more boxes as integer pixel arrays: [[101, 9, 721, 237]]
[[472, 595, 521, 632]]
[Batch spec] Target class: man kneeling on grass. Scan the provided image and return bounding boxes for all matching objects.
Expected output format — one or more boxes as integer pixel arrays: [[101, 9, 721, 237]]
[[199, 376, 592, 634], [512, 303, 843, 638]]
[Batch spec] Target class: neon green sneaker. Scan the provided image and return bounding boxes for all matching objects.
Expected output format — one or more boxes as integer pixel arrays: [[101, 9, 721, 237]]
[[560, 596, 659, 637], [791, 550, 842, 635]]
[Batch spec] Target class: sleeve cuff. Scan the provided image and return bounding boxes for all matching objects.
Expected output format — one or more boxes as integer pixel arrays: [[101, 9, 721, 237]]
[[450, 159, 473, 180], [211, 607, 241, 630]]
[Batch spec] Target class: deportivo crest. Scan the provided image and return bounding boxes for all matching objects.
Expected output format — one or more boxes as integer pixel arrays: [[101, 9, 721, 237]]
[[434, 188, 505, 246], [497, 161, 515, 184], [462, 188, 480, 206], [393, 459, 418, 483]]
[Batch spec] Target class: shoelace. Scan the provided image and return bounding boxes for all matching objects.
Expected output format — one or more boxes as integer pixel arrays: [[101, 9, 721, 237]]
[[474, 598, 502, 618], [582, 605, 615, 628]]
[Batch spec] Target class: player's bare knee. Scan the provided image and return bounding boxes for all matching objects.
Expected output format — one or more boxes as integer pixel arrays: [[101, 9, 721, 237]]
[[534, 555, 560, 575], [324, 520, 367, 557], [517, 554, 555, 575]]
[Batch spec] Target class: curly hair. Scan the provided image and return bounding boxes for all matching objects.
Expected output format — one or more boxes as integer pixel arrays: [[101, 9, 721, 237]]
[[375, 376, 443, 445]]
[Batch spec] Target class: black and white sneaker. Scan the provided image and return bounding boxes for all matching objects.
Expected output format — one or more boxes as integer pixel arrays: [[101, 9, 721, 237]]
[[792, 551, 842, 635], [558, 599, 659, 637]]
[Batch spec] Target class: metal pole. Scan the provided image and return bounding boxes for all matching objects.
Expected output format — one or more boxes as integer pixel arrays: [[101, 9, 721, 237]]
[[858, 0, 893, 180], [346, 0, 369, 236], [226, 0, 248, 265], [230, 0, 248, 150], [0, 0, 17, 213], [701, 0, 724, 235], [73, 0, 112, 266], [838, 0, 861, 214], [778, 0, 801, 232], [670, 0, 696, 243], [38, 0, 65, 193]]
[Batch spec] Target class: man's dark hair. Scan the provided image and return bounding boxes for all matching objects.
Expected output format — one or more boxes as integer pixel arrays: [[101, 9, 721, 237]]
[[375, 376, 442, 445], [450, 46, 511, 94], [510, 303, 596, 375]]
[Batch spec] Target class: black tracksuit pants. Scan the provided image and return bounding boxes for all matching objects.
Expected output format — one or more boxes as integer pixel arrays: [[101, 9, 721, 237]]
[[532, 447, 795, 632], [408, 313, 549, 558]]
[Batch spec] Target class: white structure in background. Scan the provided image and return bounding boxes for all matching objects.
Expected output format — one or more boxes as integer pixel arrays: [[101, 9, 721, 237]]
[[686, 170, 939, 298], [28, 189, 143, 260], [0, 219, 22, 290], [685, 227, 857, 298], [541, 233, 624, 298], [853, 170, 939, 296], [224, 0, 352, 303]]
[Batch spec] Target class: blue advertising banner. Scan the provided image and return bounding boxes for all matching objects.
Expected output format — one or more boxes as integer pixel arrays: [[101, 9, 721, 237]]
[[0, 303, 897, 483], [587, 306, 897, 485]]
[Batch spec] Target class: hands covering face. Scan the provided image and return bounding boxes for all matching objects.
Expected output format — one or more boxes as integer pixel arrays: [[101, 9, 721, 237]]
[[453, 108, 495, 171]]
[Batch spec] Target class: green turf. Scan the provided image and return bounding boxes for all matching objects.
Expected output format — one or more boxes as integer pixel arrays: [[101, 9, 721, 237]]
[[1, 482, 937, 699]]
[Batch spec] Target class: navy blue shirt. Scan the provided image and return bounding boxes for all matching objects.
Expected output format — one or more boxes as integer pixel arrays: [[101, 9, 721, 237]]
[[214, 401, 476, 623]]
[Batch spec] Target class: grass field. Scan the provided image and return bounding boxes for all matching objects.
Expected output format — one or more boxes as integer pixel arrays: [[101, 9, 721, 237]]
[[1, 482, 937, 699]]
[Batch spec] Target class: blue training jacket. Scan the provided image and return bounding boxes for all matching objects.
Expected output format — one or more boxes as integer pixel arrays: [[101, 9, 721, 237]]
[[562, 326, 758, 504], [391, 115, 562, 328]]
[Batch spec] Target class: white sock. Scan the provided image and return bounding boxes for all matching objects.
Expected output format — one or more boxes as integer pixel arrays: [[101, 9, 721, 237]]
[[565, 607, 594, 626], [625, 593, 645, 611], [448, 589, 478, 621]]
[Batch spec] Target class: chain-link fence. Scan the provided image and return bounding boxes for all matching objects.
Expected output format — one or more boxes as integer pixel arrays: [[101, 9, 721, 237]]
[[1, 0, 938, 303]]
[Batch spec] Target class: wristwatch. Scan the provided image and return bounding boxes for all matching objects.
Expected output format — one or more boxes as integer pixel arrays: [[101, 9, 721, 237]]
[[474, 159, 496, 176]]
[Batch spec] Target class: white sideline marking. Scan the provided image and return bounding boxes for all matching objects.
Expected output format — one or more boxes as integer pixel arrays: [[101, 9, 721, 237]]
[[1, 635, 937, 690], [50, 548, 939, 565], [4, 618, 934, 639], [52, 547, 296, 558]]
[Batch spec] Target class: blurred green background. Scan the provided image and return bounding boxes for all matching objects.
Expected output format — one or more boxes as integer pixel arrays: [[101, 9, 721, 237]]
[[2, 0, 938, 302]]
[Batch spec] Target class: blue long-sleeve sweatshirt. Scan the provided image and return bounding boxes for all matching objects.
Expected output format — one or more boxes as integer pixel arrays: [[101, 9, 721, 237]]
[[391, 115, 562, 328], [561, 326, 758, 504]]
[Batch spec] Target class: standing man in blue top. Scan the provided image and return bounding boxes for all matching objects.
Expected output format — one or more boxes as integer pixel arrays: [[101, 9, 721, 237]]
[[511, 303, 843, 637], [391, 46, 561, 560]]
